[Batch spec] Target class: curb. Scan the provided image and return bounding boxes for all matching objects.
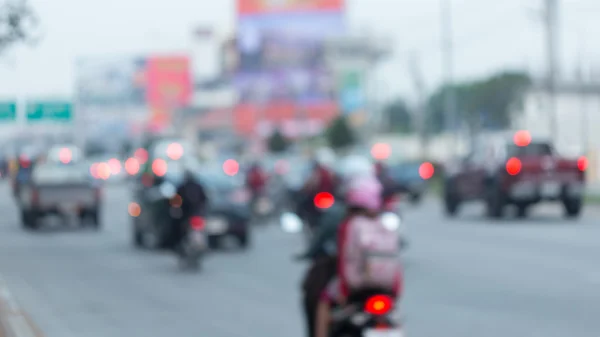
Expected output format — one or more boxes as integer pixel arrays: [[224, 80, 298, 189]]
[[0, 278, 43, 337]]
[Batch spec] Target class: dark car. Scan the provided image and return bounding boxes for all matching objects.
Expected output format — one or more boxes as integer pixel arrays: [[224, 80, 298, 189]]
[[130, 159, 252, 250], [443, 133, 586, 218], [197, 167, 252, 248], [388, 161, 432, 203]]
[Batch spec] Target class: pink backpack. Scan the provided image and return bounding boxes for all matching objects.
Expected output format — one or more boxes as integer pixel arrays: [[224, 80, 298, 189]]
[[341, 215, 401, 292]]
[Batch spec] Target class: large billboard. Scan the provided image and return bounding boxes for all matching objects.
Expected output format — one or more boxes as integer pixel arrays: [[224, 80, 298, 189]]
[[235, 0, 346, 136], [75, 55, 192, 126]]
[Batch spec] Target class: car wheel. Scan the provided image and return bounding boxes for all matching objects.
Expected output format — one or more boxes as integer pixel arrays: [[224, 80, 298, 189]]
[[443, 179, 460, 217], [516, 204, 528, 218], [486, 184, 506, 219], [21, 211, 39, 230], [563, 198, 582, 218], [132, 218, 144, 248], [238, 232, 251, 248], [208, 236, 221, 249]]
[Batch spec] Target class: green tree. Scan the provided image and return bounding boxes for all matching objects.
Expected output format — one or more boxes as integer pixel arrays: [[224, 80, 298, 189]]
[[0, 0, 38, 54], [326, 116, 356, 149], [382, 99, 412, 133], [267, 129, 289, 153], [427, 71, 531, 133]]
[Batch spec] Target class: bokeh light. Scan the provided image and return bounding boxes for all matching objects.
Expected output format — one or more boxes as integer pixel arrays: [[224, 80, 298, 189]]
[[314, 192, 335, 209], [223, 159, 239, 176], [419, 162, 435, 180], [152, 159, 168, 177], [371, 143, 391, 160]]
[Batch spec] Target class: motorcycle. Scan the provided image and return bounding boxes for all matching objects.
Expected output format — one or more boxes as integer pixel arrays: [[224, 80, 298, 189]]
[[159, 182, 207, 270], [330, 289, 404, 337], [279, 211, 407, 251]]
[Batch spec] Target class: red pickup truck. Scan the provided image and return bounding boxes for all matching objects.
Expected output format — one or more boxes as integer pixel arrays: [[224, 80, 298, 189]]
[[443, 132, 587, 218]]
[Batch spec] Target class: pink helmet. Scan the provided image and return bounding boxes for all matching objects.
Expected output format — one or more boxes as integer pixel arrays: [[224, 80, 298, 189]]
[[345, 175, 383, 211]]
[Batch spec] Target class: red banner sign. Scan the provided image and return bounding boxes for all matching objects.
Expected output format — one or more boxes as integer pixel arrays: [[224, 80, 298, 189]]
[[237, 0, 344, 15]]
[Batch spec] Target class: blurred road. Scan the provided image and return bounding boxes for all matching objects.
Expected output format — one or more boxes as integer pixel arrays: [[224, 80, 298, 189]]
[[0, 182, 599, 337]]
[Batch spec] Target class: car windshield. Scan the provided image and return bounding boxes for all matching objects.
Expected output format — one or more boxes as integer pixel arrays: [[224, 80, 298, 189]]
[[33, 163, 89, 183], [197, 169, 243, 190], [507, 143, 553, 157], [390, 163, 422, 179], [47, 145, 83, 163], [151, 139, 192, 159]]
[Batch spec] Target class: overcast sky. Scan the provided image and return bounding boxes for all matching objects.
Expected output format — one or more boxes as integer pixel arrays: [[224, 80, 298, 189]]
[[0, 0, 599, 101]]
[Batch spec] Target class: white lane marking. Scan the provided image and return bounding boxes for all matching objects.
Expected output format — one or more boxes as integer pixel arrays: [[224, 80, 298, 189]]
[[5, 316, 38, 337], [0, 276, 41, 337], [0, 278, 20, 314]]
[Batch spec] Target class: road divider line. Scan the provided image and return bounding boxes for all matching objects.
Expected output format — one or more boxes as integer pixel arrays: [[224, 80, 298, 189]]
[[0, 277, 43, 337]]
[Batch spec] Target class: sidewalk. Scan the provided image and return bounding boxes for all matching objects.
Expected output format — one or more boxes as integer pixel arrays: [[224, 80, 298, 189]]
[[0, 278, 42, 337]]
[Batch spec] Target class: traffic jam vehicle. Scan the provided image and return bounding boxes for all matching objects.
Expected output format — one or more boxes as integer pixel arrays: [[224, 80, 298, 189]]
[[443, 131, 587, 218]]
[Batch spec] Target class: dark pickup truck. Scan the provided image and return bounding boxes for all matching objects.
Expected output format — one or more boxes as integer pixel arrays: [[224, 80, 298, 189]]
[[443, 134, 586, 218]]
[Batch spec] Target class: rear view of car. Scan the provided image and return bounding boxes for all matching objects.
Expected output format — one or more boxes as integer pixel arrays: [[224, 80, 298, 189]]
[[18, 160, 102, 230]]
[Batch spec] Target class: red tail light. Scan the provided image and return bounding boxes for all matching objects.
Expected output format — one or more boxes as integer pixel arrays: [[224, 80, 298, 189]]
[[506, 157, 522, 175], [365, 295, 393, 315], [314, 192, 335, 209], [577, 156, 588, 172], [419, 162, 435, 180], [31, 189, 39, 205], [190, 216, 205, 230]]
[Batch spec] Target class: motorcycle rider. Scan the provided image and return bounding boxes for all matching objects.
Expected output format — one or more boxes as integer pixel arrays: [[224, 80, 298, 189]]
[[246, 161, 268, 198], [296, 156, 374, 337], [297, 149, 336, 226], [315, 175, 403, 337], [171, 169, 208, 252]]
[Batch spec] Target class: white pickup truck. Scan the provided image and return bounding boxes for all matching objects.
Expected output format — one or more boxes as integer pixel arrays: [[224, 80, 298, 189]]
[[18, 162, 102, 230]]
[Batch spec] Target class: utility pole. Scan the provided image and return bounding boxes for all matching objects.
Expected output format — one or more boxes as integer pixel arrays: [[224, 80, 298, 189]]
[[408, 52, 429, 159], [440, 0, 458, 154], [545, 0, 559, 141]]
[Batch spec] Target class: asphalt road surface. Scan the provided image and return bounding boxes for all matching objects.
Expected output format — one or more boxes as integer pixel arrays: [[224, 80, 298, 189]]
[[0, 181, 599, 337]]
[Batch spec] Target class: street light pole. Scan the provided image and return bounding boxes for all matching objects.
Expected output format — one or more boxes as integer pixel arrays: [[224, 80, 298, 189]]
[[545, 0, 559, 142], [441, 0, 458, 154]]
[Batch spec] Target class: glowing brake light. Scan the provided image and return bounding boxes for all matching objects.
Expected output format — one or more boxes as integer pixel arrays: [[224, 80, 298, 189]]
[[223, 159, 239, 176], [419, 162, 435, 180], [125, 158, 140, 175], [506, 157, 522, 175], [190, 216, 205, 230], [59, 148, 72, 164], [577, 156, 588, 172], [97, 162, 111, 180], [364, 295, 393, 315], [314, 192, 335, 209], [513, 130, 531, 147], [128, 202, 141, 217], [134, 148, 148, 164], [167, 142, 183, 160], [152, 159, 168, 177], [108, 158, 121, 174], [371, 143, 391, 160]]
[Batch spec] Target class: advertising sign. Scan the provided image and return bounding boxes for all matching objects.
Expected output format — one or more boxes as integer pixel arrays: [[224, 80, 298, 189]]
[[237, 0, 344, 15], [235, 0, 346, 135], [145, 56, 192, 109]]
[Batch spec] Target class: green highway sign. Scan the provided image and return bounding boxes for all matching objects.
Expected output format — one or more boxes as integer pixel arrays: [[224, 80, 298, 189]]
[[0, 102, 17, 122], [26, 101, 72, 122]]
